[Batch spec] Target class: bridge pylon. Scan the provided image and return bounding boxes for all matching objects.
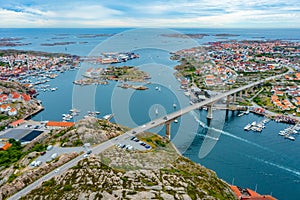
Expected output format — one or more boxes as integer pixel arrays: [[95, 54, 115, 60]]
[[165, 121, 171, 140], [207, 104, 213, 119]]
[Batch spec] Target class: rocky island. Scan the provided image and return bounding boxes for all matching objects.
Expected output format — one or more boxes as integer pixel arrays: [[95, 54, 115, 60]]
[[74, 66, 151, 89]]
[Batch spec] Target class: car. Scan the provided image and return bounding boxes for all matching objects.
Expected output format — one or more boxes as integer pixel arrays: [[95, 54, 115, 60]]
[[46, 145, 53, 151], [142, 125, 146, 128], [132, 131, 136, 134], [83, 154, 89, 158], [54, 168, 60, 173], [40, 151, 46, 156], [51, 153, 58, 159], [151, 122, 155, 124], [163, 116, 168, 120], [87, 150, 92, 154], [145, 145, 151, 149], [131, 136, 136, 140]]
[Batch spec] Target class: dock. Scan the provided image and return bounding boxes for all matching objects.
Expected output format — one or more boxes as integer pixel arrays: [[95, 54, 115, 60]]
[[278, 123, 300, 141], [244, 118, 270, 132]]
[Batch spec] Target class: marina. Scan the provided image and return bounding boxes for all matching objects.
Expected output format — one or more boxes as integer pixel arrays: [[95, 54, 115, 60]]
[[278, 123, 300, 141], [244, 118, 271, 132]]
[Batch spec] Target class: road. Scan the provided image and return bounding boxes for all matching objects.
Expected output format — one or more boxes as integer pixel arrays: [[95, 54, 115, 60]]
[[8, 69, 290, 199]]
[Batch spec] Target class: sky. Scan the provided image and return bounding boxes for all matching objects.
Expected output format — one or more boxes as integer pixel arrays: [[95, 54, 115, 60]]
[[0, 0, 299, 28]]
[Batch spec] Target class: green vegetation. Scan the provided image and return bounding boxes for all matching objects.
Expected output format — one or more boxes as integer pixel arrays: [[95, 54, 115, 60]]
[[0, 139, 23, 168]]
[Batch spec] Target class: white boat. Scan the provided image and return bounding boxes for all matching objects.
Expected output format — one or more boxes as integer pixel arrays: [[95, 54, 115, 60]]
[[155, 86, 159, 90], [238, 112, 244, 117], [251, 121, 257, 126], [285, 135, 295, 141], [155, 108, 158, 115], [245, 110, 250, 114], [174, 119, 178, 123], [288, 136, 295, 141], [50, 87, 57, 91], [103, 114, 114, 120], [278, 132, 286, 136], [158, 87, 161, 92], [244, 124, 251, 131], [173, 103, 177, 108]]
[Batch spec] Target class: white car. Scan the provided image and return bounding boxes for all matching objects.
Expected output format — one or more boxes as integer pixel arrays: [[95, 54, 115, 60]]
[[83, 154, 89, 158], [142, 125, 146, 128], [54, 168, 60, 173]]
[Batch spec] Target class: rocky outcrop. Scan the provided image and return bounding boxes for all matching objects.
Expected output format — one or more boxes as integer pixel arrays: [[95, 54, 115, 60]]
[[22, 133, 236, 200]]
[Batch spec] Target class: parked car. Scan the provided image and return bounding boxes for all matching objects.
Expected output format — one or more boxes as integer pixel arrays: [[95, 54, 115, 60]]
[[40, 151, 46, 156], [87, 150, 92, 154], [46, 145, 53, 151]]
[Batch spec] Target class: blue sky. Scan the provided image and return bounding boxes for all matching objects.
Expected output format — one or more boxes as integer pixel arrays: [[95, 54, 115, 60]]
[[0, 0, 299, 28]]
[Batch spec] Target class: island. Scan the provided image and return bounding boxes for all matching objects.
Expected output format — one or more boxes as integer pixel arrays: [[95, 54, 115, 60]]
[[161, 33, 209, 39], [40, 42, 76, 46], [74, 65, 151, 88]]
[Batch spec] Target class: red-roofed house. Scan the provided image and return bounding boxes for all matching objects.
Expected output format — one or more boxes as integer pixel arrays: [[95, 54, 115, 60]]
[[9, 119, 25, 127], [1, 104, 11, 112], [46, 121, 74, 129], [10, 92, 21, 102], [0, 143, 12, 151], [21, 93, 31, 101], [8, 107, 18, 116]]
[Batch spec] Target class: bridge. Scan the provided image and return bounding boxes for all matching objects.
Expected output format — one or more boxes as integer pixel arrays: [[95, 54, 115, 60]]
[[129, 70, 291, 139], [8, 70, 290, 200]]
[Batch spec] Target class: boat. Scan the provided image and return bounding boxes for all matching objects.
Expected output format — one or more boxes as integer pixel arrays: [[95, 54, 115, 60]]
[[245, 110, 250, 114], [158, 87, 161, 92], [174, 119, 178, 123], [238, 112, 244, 117], [278, 131, 286, 136], [288, 136, 295, 141], [285, 135, 295, 141], [155, 86, 159, 90], [173, 103, 177, 108], [244, 124, 251, 131], [251, 121, 256, 126], [95, 111, 100, 115], [50, 87, 58, 91], [103, 113, 114, 120], [155, 108, 158, 115]]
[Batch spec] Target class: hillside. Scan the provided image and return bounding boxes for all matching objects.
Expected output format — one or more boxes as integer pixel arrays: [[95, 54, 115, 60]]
[[22, 132, 236, 200]]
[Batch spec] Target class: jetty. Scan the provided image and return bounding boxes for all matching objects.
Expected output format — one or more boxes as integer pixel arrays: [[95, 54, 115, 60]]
[[244, 118, 270, 132], [278, 123, 299, 141]]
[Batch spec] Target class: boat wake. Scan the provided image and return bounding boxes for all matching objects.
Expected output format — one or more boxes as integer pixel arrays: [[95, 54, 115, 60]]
[[246, 155, 300, 177], [190, 111, 271, 152]]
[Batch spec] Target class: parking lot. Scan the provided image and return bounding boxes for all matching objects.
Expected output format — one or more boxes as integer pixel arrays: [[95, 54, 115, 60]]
[[29, 145, 85, 167], [114, 136, 151, 151]]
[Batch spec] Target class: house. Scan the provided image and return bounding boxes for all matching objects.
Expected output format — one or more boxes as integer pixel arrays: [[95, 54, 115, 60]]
[[10, 92, 21, 102], [1, 104, 11, 112], [8, 107, 18, 116], [0, 94, 8, 104], [230, 185, 277, 200], [9, 119, 25, 127], [0, 142, 12, 151], [21, 93, 31, 101], [46, 121, 74, 129]]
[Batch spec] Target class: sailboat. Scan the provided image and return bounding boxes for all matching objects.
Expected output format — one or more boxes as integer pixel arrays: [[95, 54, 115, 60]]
[[173, 103, 177, 108], [155, 108, 158, 115]]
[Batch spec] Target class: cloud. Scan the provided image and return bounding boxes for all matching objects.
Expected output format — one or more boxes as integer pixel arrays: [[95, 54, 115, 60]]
[[0, 0, 299, 28]]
